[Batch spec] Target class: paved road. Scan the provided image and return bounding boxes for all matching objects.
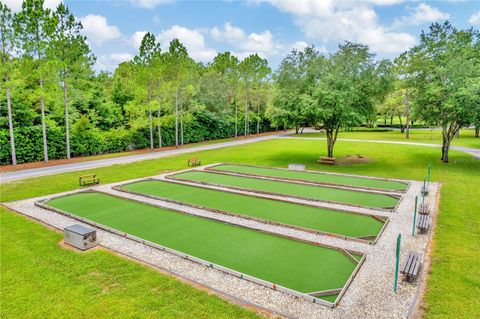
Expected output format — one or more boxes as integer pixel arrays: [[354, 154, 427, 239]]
[[2, 133, 478, 182], [281, 136, 480, 160], [0, 134, 284, 183]]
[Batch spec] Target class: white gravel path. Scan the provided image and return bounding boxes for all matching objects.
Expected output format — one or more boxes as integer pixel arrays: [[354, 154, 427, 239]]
[[4, 167, 440, 319]]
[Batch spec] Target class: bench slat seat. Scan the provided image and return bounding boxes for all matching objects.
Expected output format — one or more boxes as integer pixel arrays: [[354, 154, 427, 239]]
[[317, 157, 336, 165], [421, 186, 429, 195], [416, 214, 430, 232], [188, 157, 201, 167], [400, 251, 421, 282], [418, 203, 429, 215], [79, 174, 100, 186]]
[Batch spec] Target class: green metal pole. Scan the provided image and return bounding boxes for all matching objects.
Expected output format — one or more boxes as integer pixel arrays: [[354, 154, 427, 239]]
[[394, 234, 401, 292], [422, 176, 426, 205], [427, 164, 431, 189], [412, 196, 418, 236]]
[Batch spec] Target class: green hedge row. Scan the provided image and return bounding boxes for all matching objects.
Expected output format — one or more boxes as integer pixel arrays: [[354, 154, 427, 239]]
[[0, 111, 272, 165]]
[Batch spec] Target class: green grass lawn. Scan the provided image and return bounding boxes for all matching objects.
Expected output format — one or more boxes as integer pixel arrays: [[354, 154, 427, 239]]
[[291, 128, 480, 149], [0, 207, 260, 319], [1, 136, 479, 318], [121, 180, 385, 239], [208, 163, 408, 191], [169, 170, 399, 209], [46, 192, 357, 298]]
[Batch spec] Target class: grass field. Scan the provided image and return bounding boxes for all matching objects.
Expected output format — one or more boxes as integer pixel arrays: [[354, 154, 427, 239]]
[[0, 207, 259, 319], [208, 163, 408, 191], [45, 191, 358, 301], [292, 128, 480, 149], [2, 132, 479, 318], [169, 170, 399, 209], [120, 180, 385, 240]]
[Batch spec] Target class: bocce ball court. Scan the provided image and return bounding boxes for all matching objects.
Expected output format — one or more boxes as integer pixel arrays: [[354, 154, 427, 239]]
[[41, 191, 364, 306], [206, 163, 408, 192], [118, 179, 387, 243], [167, 170, 400, 210]]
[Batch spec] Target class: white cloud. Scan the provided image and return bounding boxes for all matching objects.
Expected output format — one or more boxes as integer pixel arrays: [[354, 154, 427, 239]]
[[80, 14, 121, 46], [265, 0, 417, 54], [3, 0, 62, 12], [393, 3, 450, 27], [469, 11, 480, 25], [210, 23, 283, 57], [157, 25, 217, 62], [95, 53, 133, 71], [130, 0, 173, 9], [130, 31, 148, 49]]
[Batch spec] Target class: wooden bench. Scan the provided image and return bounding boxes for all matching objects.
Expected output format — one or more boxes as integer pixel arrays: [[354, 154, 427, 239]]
[[317, 157, 336, 165], [400, 251, 421, 282], [418, 203, 429, 215], [187, 157, 201, 167], [79, 174, 100, 186], [416, 214, 430, 233]]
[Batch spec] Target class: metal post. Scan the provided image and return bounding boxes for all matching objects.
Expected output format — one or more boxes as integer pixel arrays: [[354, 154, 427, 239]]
[[427, 164, 431, 189], [422, 176, 426, 205], [394, 234, 401, 292], [412, 196, 418, 236]]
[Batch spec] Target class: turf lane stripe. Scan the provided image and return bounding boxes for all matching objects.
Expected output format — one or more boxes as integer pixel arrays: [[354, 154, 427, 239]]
[[44, 191, 359, 301], [119, 179, 385, 241], [207, 163, 408, 192], [168, 170, 400, 210]]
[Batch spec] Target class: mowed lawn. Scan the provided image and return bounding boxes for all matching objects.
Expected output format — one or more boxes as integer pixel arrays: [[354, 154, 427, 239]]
[[46, 192, 358, 298], [292, 128, 480, 149], [169, 171, 399, 209], [0, 207, 259, 319], [1, 135, 479, 318], [121, 180, 385, 239]]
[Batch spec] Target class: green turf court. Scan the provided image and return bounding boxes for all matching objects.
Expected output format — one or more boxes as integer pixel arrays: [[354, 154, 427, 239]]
[[45, 192, 360, 302], [169, 171, 400, 210], [208, 164, 408, 191], [120, 180, 385, 241]]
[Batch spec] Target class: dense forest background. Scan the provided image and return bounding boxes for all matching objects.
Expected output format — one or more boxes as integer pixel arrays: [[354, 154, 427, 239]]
[[1, 0, 479, 165]]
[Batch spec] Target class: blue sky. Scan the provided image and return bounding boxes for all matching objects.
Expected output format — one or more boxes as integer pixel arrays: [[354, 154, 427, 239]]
[[6, 0, 480, 71]]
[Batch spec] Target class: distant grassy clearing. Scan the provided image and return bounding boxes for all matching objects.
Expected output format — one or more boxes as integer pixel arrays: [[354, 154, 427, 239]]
[[209, 163, 407, 191], [46, 192, 358, 298], [120, 180, 385, 239], [169, 171, 400, 210]]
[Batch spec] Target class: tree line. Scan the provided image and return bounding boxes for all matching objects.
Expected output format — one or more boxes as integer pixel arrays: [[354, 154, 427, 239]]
[[1, 1, 479, 165]]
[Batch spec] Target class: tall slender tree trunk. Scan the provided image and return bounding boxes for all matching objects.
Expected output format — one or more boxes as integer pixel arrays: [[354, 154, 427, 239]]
[[390, 115, 393, 126], [180, 94, 184, 146], [63, 80, 70, 159], [234, 101, 238, 138], [256, 98, 260, 135], [39, 76, 48, 163], [175, 89, 178, 147], [398, 112, 404, 133], [149, 108, 153, 149], [405, 87, 410, 139], [244, 81, 249, 137], [6, 87, 16, 165], [157, 107, 162, 148], [475, 125, 479, 137], [148, 85, 153, 149]]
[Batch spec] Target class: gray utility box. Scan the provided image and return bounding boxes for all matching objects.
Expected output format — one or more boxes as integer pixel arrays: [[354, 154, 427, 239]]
[[64, 224, 97, 250], [288, 163, 306, 171]]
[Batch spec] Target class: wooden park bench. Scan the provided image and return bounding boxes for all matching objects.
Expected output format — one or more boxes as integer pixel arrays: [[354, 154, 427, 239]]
[[187, 157, 201, 167], [416, 214, 430, 233], [418, 203, 429, 215], [400, 251, 421, 282], [317, 157, 336, 165], [79, 174, 100, 186]]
